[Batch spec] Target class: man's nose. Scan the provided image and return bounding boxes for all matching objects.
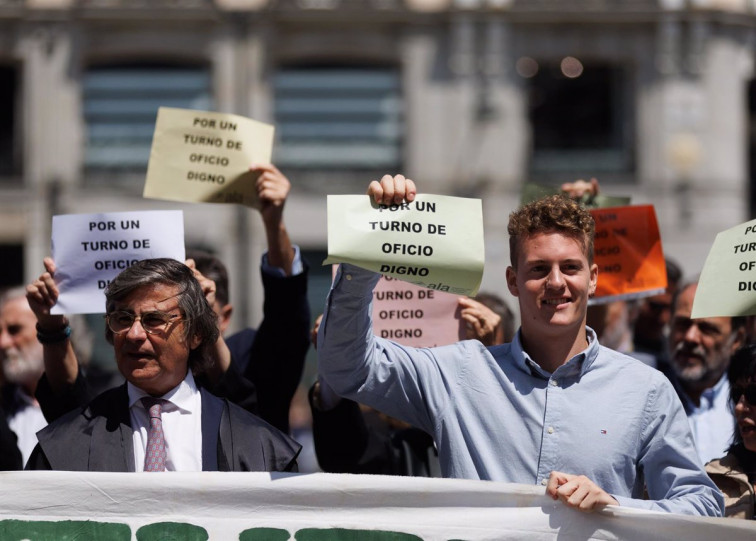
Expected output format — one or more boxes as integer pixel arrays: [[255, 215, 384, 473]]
[[125, 318, 148, 340], [546, 268, 565, 288], [0, 328, 12, 349], [683, 322, 702, 343]]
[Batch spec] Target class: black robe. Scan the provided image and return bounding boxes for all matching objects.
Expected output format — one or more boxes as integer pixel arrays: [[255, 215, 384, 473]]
[[26, 385, 300, 472]]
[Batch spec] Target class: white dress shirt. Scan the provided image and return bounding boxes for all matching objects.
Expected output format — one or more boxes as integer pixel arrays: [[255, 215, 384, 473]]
[[128, 371, 203, 472], [7, 387, 47, 466]]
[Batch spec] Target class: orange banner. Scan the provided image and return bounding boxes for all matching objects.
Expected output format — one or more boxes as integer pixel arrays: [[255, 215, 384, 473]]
[[589, 205, 667, 302]]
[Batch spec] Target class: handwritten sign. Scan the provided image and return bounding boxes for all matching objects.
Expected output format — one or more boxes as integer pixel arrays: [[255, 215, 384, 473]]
[[692, 218, 756, 318], [51, 210, 185, 314], [324, 194, 484, 296], [373, 275, 465, 347], [588, 205, 667, 304], [143, 107, 274, 208]]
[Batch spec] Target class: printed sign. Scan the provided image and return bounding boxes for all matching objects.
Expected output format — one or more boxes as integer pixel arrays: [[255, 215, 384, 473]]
[[324, 194, 484, 296], [51, 210, 185, 314], [143, 107, 274, 208], [692, 218, 756, 318], [372, 276, 465, 347], [589, 205, 667, 304]]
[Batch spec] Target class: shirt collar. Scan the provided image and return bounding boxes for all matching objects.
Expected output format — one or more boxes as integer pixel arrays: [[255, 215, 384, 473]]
[[511, 326, 599, 379], [698, 371, 730, 406], [127, 371, 199, 415]]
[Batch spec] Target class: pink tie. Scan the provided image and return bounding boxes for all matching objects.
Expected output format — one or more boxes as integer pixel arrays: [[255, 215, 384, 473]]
[[143, 397, 166, 472]]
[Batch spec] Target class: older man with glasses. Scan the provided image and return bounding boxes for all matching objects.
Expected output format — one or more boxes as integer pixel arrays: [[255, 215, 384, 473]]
[[24, 258, 300, 472]]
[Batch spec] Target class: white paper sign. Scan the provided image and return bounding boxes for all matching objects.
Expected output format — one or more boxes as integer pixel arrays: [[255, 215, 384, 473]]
[[51, 210, 185, 314]]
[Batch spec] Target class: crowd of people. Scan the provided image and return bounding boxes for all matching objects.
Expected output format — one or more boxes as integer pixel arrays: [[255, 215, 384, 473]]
[[0, 168, 754, 522]]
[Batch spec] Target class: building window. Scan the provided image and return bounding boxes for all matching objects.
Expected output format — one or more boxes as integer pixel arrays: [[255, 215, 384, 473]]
[[526, 59, 634, 179], [0, 65, 20, 179], [273, 65, 403, 170], [83, 63, 212, 172]]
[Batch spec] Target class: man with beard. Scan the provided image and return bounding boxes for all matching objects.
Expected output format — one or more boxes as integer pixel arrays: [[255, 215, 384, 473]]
[[0, 287, 48, 465], [668, 281, 746, 464]]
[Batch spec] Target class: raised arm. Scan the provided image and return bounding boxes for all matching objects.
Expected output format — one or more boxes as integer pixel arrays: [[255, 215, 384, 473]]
[[27, 258, 93, 422], [26, 258, 78, 393], [254, 163, 295, 276]]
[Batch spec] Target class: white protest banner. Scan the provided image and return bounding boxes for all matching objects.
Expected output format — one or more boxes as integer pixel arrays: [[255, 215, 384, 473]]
[[373, 275, 465, 346], [51, 210, 185, 314], [143, 107, 274, 208], [324, 194, 484, 296], [692, 218, 756, 318], [0, 472, 753, 541]]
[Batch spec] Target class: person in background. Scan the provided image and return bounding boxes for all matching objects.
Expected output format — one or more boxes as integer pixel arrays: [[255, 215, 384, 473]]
[[667, 280, 745, 465], [706, 344, 756, 519], [0, 287, 54, 464], [631, 258, 683, 369]]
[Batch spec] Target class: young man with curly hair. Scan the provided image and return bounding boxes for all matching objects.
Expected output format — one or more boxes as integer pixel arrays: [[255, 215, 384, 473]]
[[317, 174, 723, 516]]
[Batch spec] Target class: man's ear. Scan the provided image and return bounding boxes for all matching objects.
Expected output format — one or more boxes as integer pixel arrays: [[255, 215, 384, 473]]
[[189, 333, 202, 350], [506, 266, 519, 297], [730, 325, 747, 355], [589, 263, 599, 297], [218, 303, 233, 334]]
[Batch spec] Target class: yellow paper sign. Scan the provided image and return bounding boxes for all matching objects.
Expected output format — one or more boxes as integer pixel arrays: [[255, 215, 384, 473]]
[[692, 219, 756, 318], [143, 107, 274, 207], [324, 194, 484, 296]]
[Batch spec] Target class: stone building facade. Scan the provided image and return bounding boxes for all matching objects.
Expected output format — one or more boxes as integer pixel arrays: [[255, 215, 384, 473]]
[[1, 0, 755, 331]]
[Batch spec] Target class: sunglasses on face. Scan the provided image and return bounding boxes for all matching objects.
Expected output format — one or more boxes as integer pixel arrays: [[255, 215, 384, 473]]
[[730, 384, 756, 406]]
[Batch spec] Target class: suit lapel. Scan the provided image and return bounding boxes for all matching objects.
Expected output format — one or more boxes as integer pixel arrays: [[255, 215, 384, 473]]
[[87, 384, 134, 472], [200, 387, 222, 471]]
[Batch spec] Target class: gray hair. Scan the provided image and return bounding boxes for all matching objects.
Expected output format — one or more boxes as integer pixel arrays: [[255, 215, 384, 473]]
[[104, 258, 219, 374], [0, 284, 93, 366]]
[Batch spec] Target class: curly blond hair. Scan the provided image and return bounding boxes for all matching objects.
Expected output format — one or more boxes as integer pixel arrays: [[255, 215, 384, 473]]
[[507, 195, 595, 268]]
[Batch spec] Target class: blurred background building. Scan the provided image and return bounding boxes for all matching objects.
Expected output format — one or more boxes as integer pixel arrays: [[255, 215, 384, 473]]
[[1, 0, 755, 337]]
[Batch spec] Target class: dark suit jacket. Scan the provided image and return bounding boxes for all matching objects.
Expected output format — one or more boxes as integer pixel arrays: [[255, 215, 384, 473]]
[[26, 385, 300, 472], [309, 385, 440, 477]]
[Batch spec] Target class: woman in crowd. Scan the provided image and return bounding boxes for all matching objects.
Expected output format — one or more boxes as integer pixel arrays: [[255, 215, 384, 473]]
[[706, 344, 756, 519]]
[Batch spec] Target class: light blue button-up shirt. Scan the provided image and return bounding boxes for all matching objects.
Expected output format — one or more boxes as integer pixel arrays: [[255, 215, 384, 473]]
[[318, 264, 724, 516], [680, 372, 735, 465]]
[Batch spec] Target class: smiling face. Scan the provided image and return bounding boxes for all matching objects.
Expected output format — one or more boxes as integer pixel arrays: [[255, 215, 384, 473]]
[[111, 282, 199, 396], [506, 231, 598, 343]]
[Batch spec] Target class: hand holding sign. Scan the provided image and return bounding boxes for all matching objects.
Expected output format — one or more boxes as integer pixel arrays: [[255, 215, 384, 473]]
[[144, 107, 274, 208], [325, 175, 484, 297], [26, 258, 66, 331]]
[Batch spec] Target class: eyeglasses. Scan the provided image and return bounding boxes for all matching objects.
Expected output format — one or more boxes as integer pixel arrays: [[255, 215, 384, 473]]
[[105, 310, 182, 335], [730, 384, 756, 406]]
